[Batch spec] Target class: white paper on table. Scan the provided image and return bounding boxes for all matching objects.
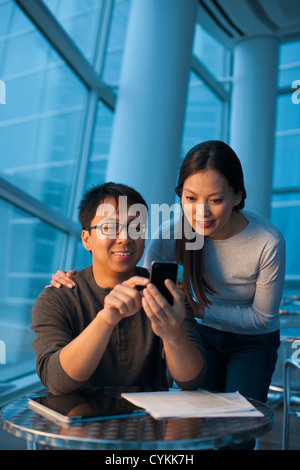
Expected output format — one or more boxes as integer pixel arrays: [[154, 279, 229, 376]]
[[121, 390, 263, 419]]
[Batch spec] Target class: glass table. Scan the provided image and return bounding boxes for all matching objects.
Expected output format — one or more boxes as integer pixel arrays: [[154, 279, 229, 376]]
[[0, 391, 275, 450]]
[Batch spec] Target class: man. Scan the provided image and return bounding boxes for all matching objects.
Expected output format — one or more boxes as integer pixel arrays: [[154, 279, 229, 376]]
[[32, 182, 205, 395]]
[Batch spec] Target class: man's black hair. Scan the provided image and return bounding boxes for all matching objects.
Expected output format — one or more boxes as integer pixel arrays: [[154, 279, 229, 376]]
[[78, 182, 148, 230]]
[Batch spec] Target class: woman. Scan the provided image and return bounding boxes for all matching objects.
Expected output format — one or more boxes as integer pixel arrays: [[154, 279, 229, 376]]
[[51, 141, 285, 408], [145, 140, 285, 408]]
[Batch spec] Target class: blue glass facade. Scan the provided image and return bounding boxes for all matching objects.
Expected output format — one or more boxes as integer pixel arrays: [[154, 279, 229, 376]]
[[271, 40, 300, 291], [0, 0, 299, 397]]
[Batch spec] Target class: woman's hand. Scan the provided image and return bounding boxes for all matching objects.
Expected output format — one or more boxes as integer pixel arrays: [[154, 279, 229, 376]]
[[48, 270, 77, 288]]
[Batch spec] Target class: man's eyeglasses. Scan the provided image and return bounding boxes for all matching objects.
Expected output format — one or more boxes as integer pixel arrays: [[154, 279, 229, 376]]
[[84, 221, 147, 237]]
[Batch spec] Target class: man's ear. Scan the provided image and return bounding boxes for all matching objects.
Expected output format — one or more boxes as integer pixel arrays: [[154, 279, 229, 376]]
[[81, 230, 92, 252]]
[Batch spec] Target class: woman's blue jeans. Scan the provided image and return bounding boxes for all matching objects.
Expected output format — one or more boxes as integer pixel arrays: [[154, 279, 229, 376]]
[[196, 324, 280, 450], [196, 324, 280, 402]]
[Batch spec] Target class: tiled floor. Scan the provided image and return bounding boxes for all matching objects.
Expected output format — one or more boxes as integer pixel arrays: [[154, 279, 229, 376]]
[[259, 403, 300, 450]]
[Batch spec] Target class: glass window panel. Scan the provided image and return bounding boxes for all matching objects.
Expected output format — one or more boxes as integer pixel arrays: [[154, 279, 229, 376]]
[[74, 239, 92, 271], [0, 1, 14, 38], [270, 194, 300, 280], [279, 65, 300, 90], [193, 24, 228, 79], [0, 0, 38, 40], [181, 72, 224, 157], [275, 94, 300, 132], [0, 197, 65, 381], [42, 0, 103, 62], [102, 0, 131, 86], [85, 101, 114, 189], [274, 41, 300, 294], [273, 134, 300, 189], [0, 2, 87, 215], [74, 102, 114, 271], [278, 40, 300, 88]]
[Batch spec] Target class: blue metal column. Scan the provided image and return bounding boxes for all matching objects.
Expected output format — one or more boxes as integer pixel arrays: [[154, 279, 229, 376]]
[[106, 0, 199, 207], [230, 36, 279, 219]]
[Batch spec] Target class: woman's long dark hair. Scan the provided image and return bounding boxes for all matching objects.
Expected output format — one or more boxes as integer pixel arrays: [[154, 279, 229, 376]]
[[175, 140, 247, 315]]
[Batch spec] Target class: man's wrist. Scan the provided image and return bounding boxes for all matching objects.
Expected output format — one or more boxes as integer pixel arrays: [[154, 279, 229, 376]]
[[162, 325, 187, 348], [96, 309, 118, 329]]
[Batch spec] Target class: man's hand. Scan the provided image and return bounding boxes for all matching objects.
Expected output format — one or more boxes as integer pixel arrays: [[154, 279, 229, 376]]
[[101, 276, 150, 325], [142, 280, 186, 341], [59, 275, 149, 383], [142, 279, 204, 385]]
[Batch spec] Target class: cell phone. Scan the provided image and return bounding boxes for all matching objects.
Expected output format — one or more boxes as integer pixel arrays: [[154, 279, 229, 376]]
[[149, 261, 178, 305]]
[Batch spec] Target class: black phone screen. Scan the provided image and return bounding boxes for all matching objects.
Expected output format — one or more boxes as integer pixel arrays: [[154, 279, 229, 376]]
[[149, 262, 178, 305]]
